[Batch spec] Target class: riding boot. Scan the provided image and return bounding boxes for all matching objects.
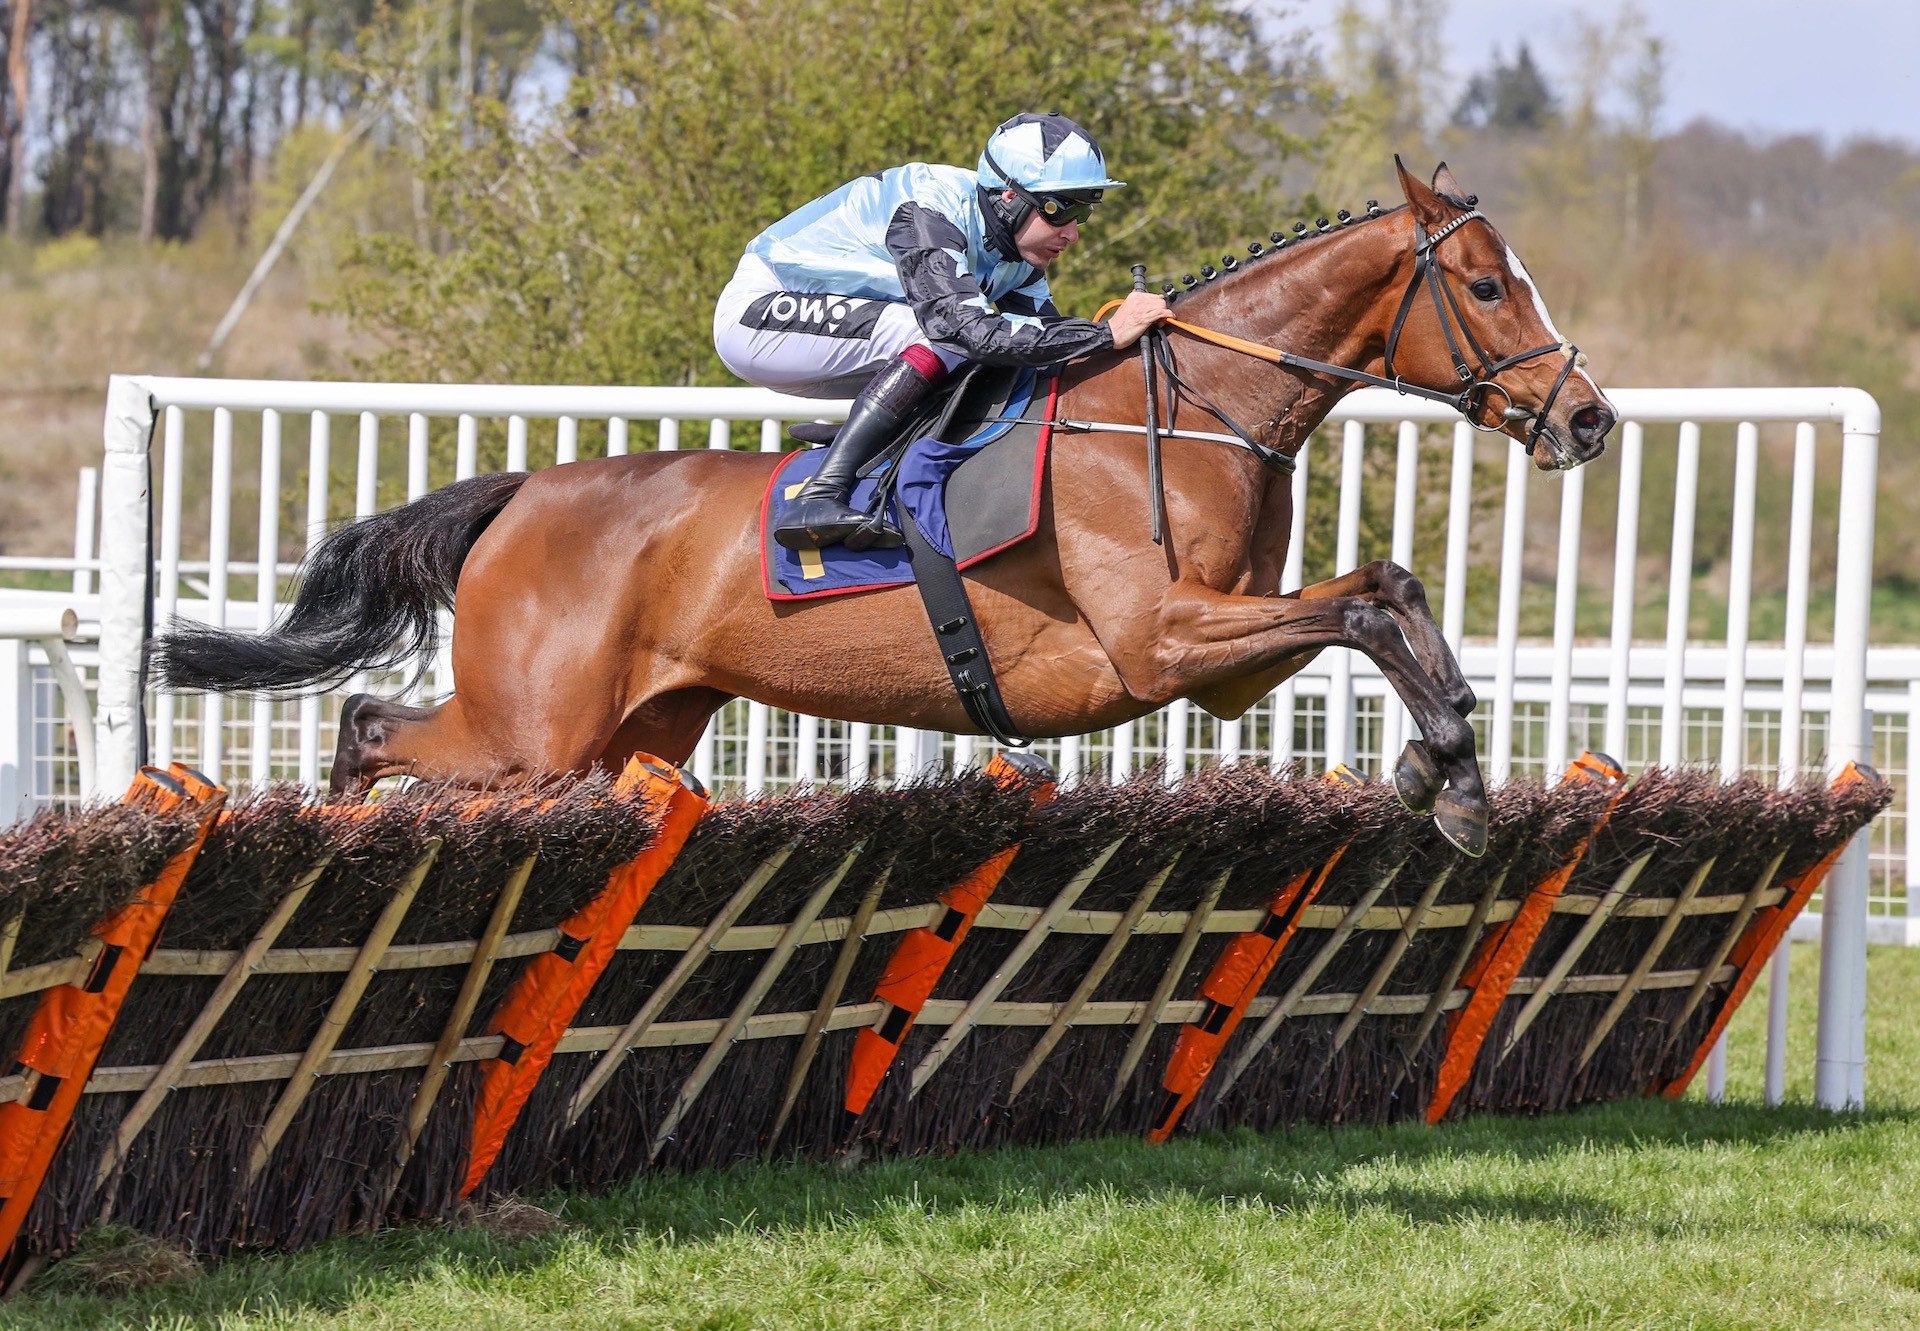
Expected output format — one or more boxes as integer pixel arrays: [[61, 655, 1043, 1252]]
[[774, 354, 940, 551]]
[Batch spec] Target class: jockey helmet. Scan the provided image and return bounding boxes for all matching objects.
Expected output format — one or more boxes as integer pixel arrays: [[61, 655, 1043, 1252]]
[[978, 112, 1124, 230]]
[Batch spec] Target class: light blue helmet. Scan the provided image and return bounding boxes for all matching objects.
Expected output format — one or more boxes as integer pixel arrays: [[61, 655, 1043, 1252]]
[[978, 112, 1123, 231]]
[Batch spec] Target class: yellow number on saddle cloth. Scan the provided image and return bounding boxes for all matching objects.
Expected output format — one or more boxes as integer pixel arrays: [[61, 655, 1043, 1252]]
[[783, 483, 827, 580]]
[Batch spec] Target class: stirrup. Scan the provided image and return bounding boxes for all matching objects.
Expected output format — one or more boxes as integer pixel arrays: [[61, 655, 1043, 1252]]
[[843, 509, 903, 552]]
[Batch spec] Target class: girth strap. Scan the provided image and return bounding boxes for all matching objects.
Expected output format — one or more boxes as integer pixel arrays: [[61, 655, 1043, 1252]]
[[899, 502, 1029, 749]]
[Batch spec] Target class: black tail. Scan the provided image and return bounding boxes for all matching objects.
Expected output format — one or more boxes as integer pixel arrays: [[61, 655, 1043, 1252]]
[[150, 471, 531, 694]]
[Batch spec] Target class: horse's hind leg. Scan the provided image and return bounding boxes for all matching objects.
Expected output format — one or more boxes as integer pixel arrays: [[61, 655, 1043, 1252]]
[[329, 691, 613, 796]]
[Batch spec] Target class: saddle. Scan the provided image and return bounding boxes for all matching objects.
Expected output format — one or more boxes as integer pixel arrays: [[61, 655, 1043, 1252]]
[[761, 365, 1059, 746]]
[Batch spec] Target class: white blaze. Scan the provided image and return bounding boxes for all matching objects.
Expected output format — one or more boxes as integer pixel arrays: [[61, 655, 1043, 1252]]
[[1504, 245, 1608, 407]]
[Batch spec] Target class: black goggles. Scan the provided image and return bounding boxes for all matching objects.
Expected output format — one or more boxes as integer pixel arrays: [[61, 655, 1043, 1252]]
[[1017, 183, 1102, 226]]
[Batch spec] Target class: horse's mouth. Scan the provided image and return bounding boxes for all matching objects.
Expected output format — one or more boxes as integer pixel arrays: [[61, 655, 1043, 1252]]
[[1527, 424, 1584, 473]]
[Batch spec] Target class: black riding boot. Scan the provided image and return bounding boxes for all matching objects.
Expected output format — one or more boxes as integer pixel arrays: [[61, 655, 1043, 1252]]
[[774, 355, 939, 551]]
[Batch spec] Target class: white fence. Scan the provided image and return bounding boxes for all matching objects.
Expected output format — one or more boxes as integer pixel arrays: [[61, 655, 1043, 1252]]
[[0, 375, 1886, 1109]]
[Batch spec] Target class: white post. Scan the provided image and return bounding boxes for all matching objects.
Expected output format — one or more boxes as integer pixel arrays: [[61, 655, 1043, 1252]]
[[1815, 391, 1880, 1111], [797, 714, 820, 785], [298, 411, 329, 789], [1327, 421, 1364, 770], [1768, 424, 1815, 1106], [848, 721, 872, 785], [1383, 420, 1419, 761], [1490, 443, 1528, 784], [1057, 731, 1079, 785], [1111, 721, 1134, 780], [608, 418, 629, 457], [407, 413, 430, 501], [1719, 423, 1758, 780], [1603, 422, 1644, 764], [507, 415, 528, 471], [1706, 1032, 1728, 1104], [249, 410, 282, 784], [200, 407, 234, 783], [556, 415, 578, 464], [1908, 680, 1920, 925], [1546, 465, 1585, 776], [743, 418, 780, 792], [1658, 421, 1700, 770], [93, 377, 157, 798], [1163, 699, 1189, 784], [1272, 439, 1311, 770], [71, 466, 98, 598], [456, 415, 478, 480], [153, 406, 185, 769], [1440, 422, 1473, 655]]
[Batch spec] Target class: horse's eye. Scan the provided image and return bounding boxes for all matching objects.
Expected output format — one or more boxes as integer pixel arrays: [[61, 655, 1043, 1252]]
[[1471, 278, 1501, 301]]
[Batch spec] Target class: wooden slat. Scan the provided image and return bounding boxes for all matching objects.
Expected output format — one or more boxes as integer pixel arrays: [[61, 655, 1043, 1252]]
[[1666, 849, 1790, 1040], [907, 837, 1125, 1099], [92, 851, 334, 1216], [1575, 853, 1729, 1072], [1329, 862, 1455, 1054], [563, 841, 795, 1126], [1496, 851, 1656, 1064], [376, 851, 537, 1213], [1215, 854, 1408, 1098], [1103, 868, 1228, 1118], [1388, 866, 1511, 1094], [244, 839, 441, 1183], [18, 961, 1748, 1102], [0, 912, 21, 985], [1007, 849, 1184, 1105], [81, 877, 1769, 992], [645, 844, 865, 1156], [766, 866, 891, 1153]]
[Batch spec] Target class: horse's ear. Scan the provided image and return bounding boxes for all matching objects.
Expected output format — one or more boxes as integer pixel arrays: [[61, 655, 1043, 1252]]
[[1431, 162, 1470, 205], [1395, 154, 1452, 229]]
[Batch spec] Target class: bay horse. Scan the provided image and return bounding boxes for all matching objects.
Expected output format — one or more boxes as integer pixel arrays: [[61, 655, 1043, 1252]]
[[152, 160, 1615, 855]]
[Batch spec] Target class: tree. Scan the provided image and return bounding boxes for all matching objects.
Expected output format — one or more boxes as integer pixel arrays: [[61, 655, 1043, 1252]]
[[1452, 42, 1556, 133], [333, 0, 1325, 387], [4, 0, 32, 236]]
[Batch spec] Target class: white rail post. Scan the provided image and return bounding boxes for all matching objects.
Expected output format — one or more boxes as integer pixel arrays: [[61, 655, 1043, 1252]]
[[298, 411, 330, 788], [1658, 422, 1700, 770], [1816, 391, 1880, 1111], [71, 466, 98, 598], [1546, 465, 1585, 777], [250, 409, 283, 784], [200, 407, 234, 783], [93, 377, 156, 798], [1603, 422, 1644, 764], [153, 406, 185, 768], [1327, 421, 1364, 770], [1490, 442, 1528, 784], [1766, 421, 1817, 1106], [1383, 420, 1419, 762], [1272, 437, 1311, 771]]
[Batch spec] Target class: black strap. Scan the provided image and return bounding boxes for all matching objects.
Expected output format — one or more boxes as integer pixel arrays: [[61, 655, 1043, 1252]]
[[899, 500, 1029, 748]]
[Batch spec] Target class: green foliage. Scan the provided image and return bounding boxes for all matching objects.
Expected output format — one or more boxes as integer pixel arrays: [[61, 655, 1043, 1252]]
[[332, 0, 1325, 385]]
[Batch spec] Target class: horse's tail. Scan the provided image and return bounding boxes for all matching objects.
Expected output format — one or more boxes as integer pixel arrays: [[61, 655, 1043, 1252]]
[[149, 471, 532, 695]]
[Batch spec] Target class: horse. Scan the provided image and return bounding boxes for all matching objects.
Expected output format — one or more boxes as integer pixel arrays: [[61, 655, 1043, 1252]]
[[152, 159, 1615, 856]]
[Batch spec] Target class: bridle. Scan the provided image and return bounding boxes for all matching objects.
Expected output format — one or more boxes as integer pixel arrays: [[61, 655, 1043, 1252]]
[[1124, 206, 1590, 465]]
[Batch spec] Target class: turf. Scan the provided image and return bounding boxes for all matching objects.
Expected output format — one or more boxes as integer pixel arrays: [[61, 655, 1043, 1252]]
[[12, 942, 1920, 1330]]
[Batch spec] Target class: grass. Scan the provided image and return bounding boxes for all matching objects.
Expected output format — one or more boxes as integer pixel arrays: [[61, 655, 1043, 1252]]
[[9, 943, 1920, 1329]]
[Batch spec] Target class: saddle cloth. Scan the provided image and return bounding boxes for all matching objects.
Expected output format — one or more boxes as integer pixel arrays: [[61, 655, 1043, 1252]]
[[759, 368, 1058, 601]]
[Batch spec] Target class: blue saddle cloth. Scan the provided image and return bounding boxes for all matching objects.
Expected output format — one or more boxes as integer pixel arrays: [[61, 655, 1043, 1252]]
[[760, 367, 1047, 601]]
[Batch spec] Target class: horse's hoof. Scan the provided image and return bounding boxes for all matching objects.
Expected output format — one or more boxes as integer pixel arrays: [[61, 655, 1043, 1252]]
[[1433, 789, 1488, 858], [1393, 741, 1442, 815]]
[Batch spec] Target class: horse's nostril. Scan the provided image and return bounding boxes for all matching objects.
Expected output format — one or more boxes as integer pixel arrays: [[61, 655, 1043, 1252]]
[[1572, 405, 1614, 445]]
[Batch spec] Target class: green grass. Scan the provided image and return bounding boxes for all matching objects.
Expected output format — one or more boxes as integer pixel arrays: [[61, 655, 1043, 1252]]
[[13, 945, 1920, 1330]]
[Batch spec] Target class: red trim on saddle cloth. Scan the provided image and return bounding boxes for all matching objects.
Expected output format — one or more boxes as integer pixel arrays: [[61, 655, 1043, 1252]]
[[898, 344, 948, 381], [757, 373, 1060, 603]]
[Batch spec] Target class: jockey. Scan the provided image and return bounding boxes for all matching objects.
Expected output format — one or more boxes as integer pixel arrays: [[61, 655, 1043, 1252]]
[[714, 111, 1171, 551]]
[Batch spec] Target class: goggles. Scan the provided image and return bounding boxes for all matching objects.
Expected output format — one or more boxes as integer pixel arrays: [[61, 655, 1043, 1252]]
[[983, 146, 1104, 226]]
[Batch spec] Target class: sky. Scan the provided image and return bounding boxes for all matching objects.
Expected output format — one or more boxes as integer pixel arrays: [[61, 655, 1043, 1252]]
[[1269, 0, 1920, 147]]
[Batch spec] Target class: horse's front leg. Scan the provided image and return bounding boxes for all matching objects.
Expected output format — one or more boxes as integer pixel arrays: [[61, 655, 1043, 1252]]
[[1107, 581, 1488, 856], [1293, 561, 1475, 717]]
